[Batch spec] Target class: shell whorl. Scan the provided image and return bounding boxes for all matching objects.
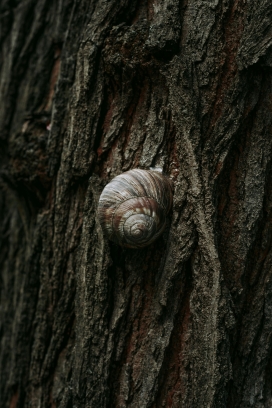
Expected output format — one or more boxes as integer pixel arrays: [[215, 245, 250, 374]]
[[98, 169, 173, 248]]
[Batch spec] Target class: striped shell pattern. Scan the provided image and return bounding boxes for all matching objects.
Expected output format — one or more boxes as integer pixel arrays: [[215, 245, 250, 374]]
[[98, 169, 173, 248]]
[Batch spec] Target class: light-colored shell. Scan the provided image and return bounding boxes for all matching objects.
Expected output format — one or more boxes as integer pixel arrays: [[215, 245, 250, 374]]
[[98, 169, 173, 248]]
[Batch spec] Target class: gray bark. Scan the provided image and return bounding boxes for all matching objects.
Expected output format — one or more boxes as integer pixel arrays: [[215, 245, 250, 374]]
[[1, 0, 272, 407]]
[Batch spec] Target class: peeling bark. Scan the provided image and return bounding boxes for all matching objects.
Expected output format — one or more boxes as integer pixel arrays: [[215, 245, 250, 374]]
[[1, 0, 272, 407]]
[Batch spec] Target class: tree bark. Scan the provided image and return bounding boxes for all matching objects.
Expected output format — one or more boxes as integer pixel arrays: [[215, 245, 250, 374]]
[[1, 0, 272, 407]]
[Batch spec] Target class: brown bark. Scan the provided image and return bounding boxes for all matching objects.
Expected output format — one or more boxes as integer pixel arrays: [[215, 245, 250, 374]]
[[1, 0, 272, 407]]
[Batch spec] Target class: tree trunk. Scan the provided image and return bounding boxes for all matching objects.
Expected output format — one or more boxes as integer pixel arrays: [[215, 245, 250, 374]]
[[1, 0, 272, 407]]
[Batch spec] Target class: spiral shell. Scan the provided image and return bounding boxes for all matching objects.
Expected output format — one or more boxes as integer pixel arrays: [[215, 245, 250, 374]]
[[98, 169, 173, 248]]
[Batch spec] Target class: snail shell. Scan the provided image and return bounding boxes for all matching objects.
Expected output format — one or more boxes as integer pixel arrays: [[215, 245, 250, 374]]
[[98, 169, 173, 248]]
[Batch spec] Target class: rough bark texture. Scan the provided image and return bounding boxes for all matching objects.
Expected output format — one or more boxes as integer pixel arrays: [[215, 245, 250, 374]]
[[1, 0, 272, 407]]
